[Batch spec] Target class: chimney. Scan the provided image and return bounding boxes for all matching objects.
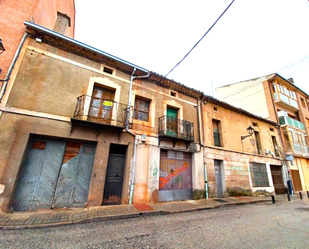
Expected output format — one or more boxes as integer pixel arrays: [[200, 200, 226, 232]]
[[287, 78, 294, 84]]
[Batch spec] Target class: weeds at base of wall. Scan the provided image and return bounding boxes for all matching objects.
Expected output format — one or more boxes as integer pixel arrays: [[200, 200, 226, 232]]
[[252, 190, 274, 197], [227, 187, 252, 197], [193, 189, 206, 200]]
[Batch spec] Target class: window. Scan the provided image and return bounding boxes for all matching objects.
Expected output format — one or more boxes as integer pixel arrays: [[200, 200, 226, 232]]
[[212, 119, 221, 147], [213, 107, 218, 111], [250, 163, 269, 187], [103, 67, 113, 75], [270, 127, 275, 132], [254, 131, 262, 154], [170, 91, 177, 97], [253, 122, 258, 127], [300, 97, 306, 109], [271, 136, 279, 157], [134, 97, 150, 122]]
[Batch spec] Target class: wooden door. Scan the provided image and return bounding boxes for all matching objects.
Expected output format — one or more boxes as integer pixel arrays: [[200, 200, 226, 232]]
[[89, 86, 115, 122], [166, 107, 178, 136], [270, 165, 286, 194], [103, 154, 126, 205]]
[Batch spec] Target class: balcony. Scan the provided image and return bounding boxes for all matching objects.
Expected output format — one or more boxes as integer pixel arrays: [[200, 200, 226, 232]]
[[274, 92, 299, 112], [72, 95, 132, 129], [279, 116, 305, 131], [158, 116, 194, 145], [292, 143, 309, 155]]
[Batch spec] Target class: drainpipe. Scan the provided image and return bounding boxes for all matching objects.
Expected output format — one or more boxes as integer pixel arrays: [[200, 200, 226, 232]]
[[0, 33, 29, 103], [200, 96, 209, 199], [127, 68, 149, 204]]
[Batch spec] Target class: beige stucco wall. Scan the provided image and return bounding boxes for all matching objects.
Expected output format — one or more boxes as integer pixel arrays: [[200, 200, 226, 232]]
[[216, 80, 270, 119], [0, 112, 134, 212]]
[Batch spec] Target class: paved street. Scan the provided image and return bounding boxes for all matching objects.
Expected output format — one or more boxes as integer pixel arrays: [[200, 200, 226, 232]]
[[1, 199, 309, 249]]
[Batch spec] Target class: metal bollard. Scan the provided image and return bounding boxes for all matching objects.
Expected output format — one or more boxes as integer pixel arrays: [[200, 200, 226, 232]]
[[299, 192, 303, 200], [307, 191, 309, 198], [287, 193, 291, 201], [271, 195, 275, 204]]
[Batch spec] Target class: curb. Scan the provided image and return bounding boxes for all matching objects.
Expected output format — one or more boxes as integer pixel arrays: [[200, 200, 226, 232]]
[[0, 199, 271, 230]]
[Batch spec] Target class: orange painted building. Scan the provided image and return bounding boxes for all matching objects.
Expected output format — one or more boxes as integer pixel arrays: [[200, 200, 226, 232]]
[[217, 74, 309, 193]]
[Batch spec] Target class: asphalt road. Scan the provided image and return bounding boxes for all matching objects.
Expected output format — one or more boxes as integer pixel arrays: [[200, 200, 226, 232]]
[[1, 199, 309, 249]]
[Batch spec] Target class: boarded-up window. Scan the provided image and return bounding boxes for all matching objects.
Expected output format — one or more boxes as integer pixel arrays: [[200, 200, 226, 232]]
[[62, 142, 81, 164], [250, 163, 269, 187], [134, 97, 150, 122], [32, 141, 46, 150]]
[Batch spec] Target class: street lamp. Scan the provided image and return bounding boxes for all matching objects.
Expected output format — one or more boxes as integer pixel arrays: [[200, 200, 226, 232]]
[[0, 39, 5, 54], [241, 125, 254, 141]]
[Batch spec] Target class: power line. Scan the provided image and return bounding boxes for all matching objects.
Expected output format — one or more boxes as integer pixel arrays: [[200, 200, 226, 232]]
[[287, 59, 309, 78], [164, 0, 236, 78], [276, 54, 309, 73]]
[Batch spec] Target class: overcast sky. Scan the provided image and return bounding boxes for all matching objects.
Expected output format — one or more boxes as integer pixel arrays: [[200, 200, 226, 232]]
[[74, 0, 309, 97]]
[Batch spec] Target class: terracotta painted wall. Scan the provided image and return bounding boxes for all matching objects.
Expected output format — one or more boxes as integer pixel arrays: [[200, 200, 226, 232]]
[[203, 102, 281, 155], [0, 0, 75, 80]]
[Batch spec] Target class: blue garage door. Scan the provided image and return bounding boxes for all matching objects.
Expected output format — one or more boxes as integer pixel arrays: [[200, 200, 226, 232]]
[[13, 138, 96, 211]]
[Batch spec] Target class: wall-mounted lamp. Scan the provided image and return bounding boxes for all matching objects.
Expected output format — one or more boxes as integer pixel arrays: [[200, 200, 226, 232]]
[[241, 125, 254, 141], [0, 39, 5, 54]]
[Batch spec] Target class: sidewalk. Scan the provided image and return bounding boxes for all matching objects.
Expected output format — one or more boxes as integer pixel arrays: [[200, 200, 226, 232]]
[[0, 195, 302, 230]]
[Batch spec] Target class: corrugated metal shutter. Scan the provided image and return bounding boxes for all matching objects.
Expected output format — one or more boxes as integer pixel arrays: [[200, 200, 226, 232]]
[[159, 150, 192, 202]]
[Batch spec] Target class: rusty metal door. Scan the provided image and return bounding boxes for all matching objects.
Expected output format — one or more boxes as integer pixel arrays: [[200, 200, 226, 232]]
[[13, 139, 66, 211], [103, 154, 125, 205], [270, 165, 286, 194], [159, 150, 192, 202], [53, 143, 96, 208]]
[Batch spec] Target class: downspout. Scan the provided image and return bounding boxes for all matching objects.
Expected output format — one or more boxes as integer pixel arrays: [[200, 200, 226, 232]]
[[127, 68, 149, 204], [200, 96, 209, 199], [0, 33, 29, 103]]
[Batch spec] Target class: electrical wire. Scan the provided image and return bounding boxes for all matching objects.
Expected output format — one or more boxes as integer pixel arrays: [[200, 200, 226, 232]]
[[276, 54, 309, 73], [286, 59, 309, 78], [164, 0, 236, 78]]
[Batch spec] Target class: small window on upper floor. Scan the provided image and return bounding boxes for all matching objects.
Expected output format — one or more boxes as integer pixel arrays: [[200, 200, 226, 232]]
[[213, 107, 218, 112], [300, 97, 306, 109], [170, 91, 177, 97], [270, 127, 275, 132], [134, 97, 151, 122], [253, 122, 258, 127], [103, 67, 113, 75], [53, 12, 71, 35]]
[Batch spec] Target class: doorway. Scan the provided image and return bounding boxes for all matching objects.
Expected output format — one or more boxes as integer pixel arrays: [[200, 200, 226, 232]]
[[166, 107, 178, 136], [13, 138, 96, 211], [102, 144, 127, 205], [270, 165, 286, 194], [89, 85, 115, 123], [214, 160, 224, 198]]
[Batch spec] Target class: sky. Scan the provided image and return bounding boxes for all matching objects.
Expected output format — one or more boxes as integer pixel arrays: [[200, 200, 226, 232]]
[[74, 0, 309, 97]]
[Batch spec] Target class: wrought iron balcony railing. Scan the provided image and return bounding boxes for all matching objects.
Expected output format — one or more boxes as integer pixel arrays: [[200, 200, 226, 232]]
[[158, 115, 194, 141], [73, 95, 132, 128]]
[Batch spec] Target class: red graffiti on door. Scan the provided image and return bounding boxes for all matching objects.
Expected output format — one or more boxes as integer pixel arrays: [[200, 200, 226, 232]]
[[159, 162, 188, 189]]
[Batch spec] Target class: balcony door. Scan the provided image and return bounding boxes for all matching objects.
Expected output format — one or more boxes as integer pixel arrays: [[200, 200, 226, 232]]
[[166, 107, 178, 136], [89, 86, 115, 123]]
